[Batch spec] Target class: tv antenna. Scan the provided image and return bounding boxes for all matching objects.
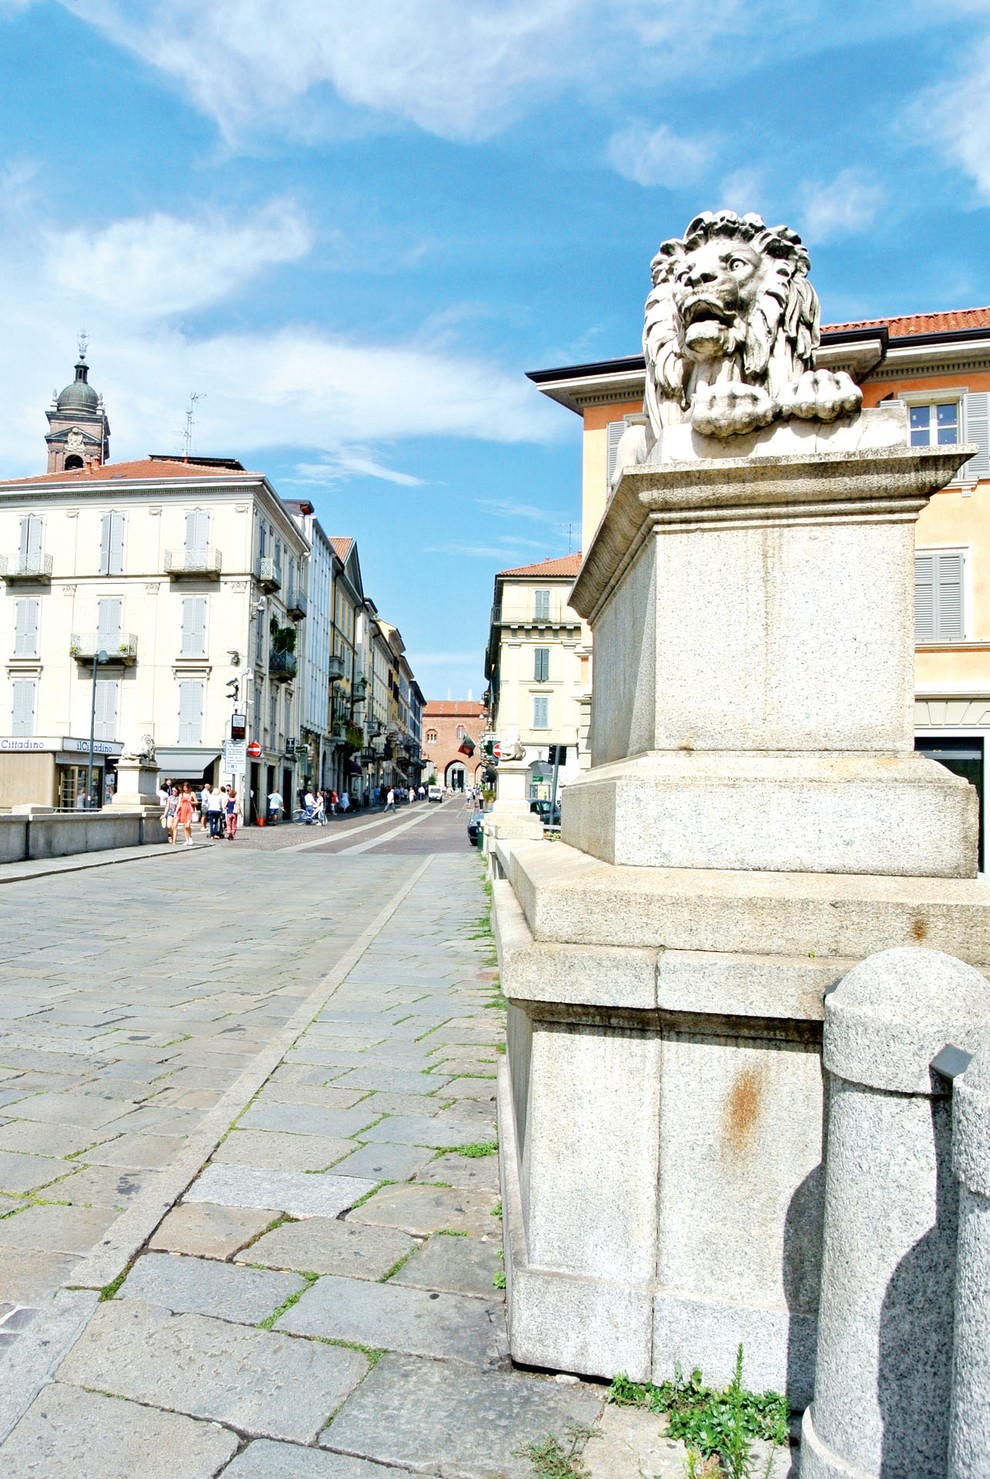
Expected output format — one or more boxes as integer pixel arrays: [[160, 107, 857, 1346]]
[[555, 520, 578, 554], [182, 392, 203, 458]]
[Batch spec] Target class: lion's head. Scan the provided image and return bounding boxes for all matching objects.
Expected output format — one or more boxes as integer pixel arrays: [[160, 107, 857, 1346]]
[[644, 211, 820, 438]]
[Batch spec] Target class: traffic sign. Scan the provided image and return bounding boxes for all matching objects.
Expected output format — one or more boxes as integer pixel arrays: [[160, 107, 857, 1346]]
[[223, 740, 247, 775], [246, 740, 262, 759]]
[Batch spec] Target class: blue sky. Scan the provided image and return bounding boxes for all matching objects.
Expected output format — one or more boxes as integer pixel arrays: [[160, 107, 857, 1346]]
[[1, 1, 989, 699]]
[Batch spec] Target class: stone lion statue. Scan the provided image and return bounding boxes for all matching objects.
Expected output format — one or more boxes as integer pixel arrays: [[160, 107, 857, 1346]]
[[122, 733, 156, 764], [613, 210, 862, 478], [497, 729, 526, 762]]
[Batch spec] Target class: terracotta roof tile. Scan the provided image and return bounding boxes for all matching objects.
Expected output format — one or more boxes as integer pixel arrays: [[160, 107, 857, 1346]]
[[1, 457, 259, 486], [824, 306, 990, 338], [497, 553, 582, 578], [329, 537, 354, 561]]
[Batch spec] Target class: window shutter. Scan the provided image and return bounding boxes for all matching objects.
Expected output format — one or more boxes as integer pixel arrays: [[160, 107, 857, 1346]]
[[14, 599, 38, 657], [963, 393, 990, 481], [936, 551, 964, 639], [534, 589, 550, 620], [100, 514, 112, 575], [94, 680, 118, 741], [915, 553, 935, 641], [534, 647, 549, 682], [532, 694, 549, 729], [185, 509, 209, 556], [11, 679, 35, 736], [97, 598, 122, 648], [607, 420, 627, 488], [178, 680, 204, 744], [181, 597, 206, 656]]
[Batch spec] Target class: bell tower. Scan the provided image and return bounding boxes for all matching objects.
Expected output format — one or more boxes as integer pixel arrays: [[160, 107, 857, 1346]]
[[46, 336, 110, 473]]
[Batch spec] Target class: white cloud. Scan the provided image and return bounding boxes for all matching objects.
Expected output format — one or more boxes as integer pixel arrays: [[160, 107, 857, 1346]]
[[797, 169, 885, 243], [46, 202, 313, 319], [606, 122, 715, 189], [294, 451, 425, 488], [911, 35, 990, 199], [717, 168, 773, 220], [476, 497, 563, 523]]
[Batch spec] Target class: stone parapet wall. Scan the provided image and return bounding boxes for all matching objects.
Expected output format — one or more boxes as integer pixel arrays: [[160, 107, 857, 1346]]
[[0, 808, 161, 864]]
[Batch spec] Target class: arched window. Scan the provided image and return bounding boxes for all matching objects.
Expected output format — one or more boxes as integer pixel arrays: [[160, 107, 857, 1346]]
[[64, 455, 84, 470], [425, 728, 437, 744], [456, 725, 465, 739]]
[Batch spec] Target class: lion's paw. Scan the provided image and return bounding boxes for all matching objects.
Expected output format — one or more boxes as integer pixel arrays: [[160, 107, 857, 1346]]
[[691, 381, 776, 439], [780, 368, 863, 422]]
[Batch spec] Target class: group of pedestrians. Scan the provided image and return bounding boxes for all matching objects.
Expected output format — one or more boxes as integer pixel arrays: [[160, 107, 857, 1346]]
[[157, 780, 241, 846]]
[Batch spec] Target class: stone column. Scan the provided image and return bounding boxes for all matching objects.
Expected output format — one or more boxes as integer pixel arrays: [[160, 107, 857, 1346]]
[[111, 759, 162, 813], [486, 758, 542, 844], [801, 948, 990, 1479], [947, 1042, 990, 1477]]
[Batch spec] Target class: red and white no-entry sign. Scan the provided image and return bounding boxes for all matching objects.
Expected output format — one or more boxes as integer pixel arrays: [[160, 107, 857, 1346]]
[[246, 741, 262, 758]]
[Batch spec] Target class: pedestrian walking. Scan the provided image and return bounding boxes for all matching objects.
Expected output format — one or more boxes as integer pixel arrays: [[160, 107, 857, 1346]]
[[176, 784, 197, 846], [313, 790, 326, 825], [164, 786, 180, 843], [226, 788, 240, 839], [208, 786, 225, 838], [385, 787, 395, 811], [267, 788, 283, 824], [200, 782, 212, 831]]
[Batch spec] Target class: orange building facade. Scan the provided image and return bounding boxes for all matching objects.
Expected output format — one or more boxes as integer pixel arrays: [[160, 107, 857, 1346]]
[[421, 699, 487, 792], [530, 306, 990, 870]]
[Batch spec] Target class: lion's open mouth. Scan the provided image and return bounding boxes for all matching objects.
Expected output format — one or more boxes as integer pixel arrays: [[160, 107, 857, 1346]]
[[680, 295, 735, 328]]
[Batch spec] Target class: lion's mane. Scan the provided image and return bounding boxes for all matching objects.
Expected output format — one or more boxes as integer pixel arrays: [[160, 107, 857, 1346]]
[[643, 211, 821, 436]]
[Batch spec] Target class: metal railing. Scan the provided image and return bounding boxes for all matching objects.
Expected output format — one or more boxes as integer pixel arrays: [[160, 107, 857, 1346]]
[[1, 554, 53, 582], [70, 633, 139, 664], [257, 557, 282, 591], [165, 548, 222, 578]]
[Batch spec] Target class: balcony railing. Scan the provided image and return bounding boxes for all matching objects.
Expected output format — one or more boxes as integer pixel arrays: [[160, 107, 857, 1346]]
[[286, 586, 307, 620], [70, 633, 138, 666], [165, 548, 222, 580], [257, 557, 282, 592], [1, 554, 53, 583], [327, 653, 346, 681], [268, 650, 297, 683]]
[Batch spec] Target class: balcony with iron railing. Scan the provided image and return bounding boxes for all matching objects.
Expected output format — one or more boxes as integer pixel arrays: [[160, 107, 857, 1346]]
[[70, 633, 138, 666], [327, 653, 346, 681], [1, 554, 53, 584], [268, 649, 297, 683], [286, 586, 307, 620], [165, 548, 222, 580], [257, 556, 282, 593]]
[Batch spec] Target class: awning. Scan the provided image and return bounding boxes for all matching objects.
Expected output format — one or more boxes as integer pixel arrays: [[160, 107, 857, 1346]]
[[155, 748, 221, 779]]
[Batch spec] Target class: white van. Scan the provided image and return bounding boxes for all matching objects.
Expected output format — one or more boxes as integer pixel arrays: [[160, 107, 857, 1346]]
[[427, 784, 443, 802]]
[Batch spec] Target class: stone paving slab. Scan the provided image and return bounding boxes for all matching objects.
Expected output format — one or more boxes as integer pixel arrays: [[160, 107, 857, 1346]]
[[0, 1249, 78, 1303], [121, 1252, 307, 1324], [334, 1067, 450, 1096], [79, 1131, 186, 1168], [321, 1352, 603, 1478], [58, 1298, 369, 1443], [332, 1141, 435, 1182], [186, 1165, 379, 1220], [149, 1203, 278, 1260], [6, 1089, 141, 1127], [391, 1233, 503, 1298], [348, 1185, 499, 1237], [221, 1441, 413, 1476], [259, 1082, 370, 1110], [214, 1129, 354, 1173], [239, 1103, 382, 1139], [358, 1114, 494, 1149], [0, 1202, 118, 1254], [0, 1150, 67, 1195], [51, 1163, 161, 1209], [276, 1272, 504, 1365], [414, 1150, 500, 1192], [0, 1381, 240, 1478], [247, 1219, 417, 1280]]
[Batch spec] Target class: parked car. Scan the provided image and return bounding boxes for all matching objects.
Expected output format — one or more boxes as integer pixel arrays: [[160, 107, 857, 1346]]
[[427, 784, 444, 802], [467, 811, 485, 845], [529, 798, 561, 826]]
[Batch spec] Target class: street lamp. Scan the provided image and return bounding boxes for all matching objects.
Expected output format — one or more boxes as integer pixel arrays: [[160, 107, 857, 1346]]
[[86, 648, 108, 809]]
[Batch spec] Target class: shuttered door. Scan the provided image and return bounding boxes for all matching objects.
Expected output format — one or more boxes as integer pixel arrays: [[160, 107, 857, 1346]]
[[532, 695, 549, 729], [94, 680, 118, 741], [14, 599, 39, 657], [19, 515, 42, 568], [97, 598, 123, 649], [11, 679, 35, 736], [178, 681, 204, 744], [185, 510, 209, 562], [101, 513, 124, 575], [180, 597, 207, 656], [963, 393, 990, 481]]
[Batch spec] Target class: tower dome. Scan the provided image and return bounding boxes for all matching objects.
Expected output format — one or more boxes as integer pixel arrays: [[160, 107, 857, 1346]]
[[56, 356, 100, 413]]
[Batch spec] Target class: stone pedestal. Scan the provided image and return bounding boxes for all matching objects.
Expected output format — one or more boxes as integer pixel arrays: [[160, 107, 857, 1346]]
[[494, 416, 988, 1407], [111, 759, 162, 813], [486, 758, 543, 844]]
